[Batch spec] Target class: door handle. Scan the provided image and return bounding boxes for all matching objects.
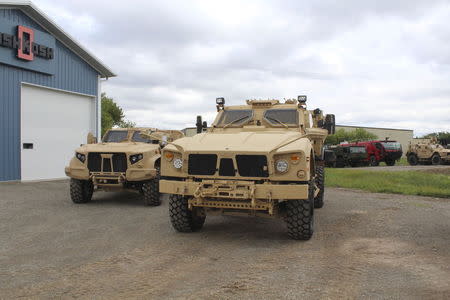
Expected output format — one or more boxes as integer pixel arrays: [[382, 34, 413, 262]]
[[23, 143, 34, 149]]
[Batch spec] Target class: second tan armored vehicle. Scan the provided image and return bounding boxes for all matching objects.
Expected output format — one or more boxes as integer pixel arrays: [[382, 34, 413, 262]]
[[65, 128, 183, 205], [160, 96, 335, 240], [407, 138, 450, 165]]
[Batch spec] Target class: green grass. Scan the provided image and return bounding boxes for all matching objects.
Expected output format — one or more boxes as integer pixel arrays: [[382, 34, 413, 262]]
[[325, 168, 450, 198]]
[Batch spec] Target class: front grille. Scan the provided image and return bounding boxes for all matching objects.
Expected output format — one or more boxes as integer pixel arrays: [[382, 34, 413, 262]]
[[236, 155, 269, 177], [219, 158, 235, 176], [87, 153, 127, 173], [188, 154, 217, 175]]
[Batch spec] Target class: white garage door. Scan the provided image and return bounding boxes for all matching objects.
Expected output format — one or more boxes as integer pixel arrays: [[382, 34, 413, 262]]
[[21, 84, 96, 181]]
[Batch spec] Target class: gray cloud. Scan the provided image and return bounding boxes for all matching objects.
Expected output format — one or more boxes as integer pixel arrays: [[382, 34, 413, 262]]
[[33, 0, 450, 136]]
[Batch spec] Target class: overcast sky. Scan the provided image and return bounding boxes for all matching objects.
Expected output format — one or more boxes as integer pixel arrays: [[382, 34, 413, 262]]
[[33, 0, 450, 136]]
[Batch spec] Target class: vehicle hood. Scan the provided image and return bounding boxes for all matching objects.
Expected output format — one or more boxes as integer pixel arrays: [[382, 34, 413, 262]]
[[169, 131, 305, 153], [76, 142, 160, 153]]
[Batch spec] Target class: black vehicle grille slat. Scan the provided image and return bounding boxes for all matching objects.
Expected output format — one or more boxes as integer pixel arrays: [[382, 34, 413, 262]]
[[188, 154, 217, 175], [112, 153, 127, 172], [87, 153, 127, 173], [87, 153, 101, 172], [103, 158, 112, 172], [219, 158, 235, 176], [236, 155, 269, 177]]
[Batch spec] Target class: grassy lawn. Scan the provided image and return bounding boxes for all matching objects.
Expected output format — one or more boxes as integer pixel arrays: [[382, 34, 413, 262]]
[[325, 168, 450, 198]]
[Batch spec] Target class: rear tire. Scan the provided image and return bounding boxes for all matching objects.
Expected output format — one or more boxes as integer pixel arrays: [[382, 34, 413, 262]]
[[431, 153, 441, 165], [314, 166, 324, 209], [169, 194, 205, 232], [285, 181, 314, 240], [407, 154, 418, 166], [70, 179, 93, 204], [142, 168, 161, 206]]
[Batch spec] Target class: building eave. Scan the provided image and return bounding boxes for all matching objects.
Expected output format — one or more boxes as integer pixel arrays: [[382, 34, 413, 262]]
[[0, 1, 116, 78]]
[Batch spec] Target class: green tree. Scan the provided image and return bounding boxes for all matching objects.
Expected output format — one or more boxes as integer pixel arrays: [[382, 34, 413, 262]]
[[101, 93, 135, 136], [421, 132, 450, 140], [325, 128, 378, 145]]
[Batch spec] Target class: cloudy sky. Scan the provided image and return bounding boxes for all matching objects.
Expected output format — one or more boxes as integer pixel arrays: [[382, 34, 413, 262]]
[[33, 0, 450, 136]]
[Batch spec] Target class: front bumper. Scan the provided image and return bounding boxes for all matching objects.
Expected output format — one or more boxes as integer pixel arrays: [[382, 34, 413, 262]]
[[160, 179, 309, 200], [160, 179, 309, 215], [65, 166, 157, 183]]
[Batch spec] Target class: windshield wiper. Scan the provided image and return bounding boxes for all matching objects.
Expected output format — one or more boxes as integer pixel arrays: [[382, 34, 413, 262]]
[[265, 116, 289, 128], [223, 116, 251, 129]]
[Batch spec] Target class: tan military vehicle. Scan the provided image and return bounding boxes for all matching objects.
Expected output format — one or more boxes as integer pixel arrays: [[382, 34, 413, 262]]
[[65, 128, 184, 205], [160, 96, 335, 240], [407, 138, 450, 165]]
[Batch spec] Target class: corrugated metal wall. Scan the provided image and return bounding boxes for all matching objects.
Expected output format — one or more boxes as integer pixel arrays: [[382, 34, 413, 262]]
[[0, 9, 99, 181]]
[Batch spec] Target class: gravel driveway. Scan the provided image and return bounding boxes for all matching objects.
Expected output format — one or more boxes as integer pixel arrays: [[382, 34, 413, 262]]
[[1, 180, 449, 299]]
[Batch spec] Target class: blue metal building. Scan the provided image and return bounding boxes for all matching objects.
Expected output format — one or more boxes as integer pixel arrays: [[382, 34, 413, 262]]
[[0, 1, 115, 181]]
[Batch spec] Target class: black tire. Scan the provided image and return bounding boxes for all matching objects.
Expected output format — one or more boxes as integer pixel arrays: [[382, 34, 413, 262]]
[[431, 153, 441, 165], [285, 181, 314, 240], [70, 178, 93, 204], [314, 166, 324, 209], [407, 154, 418, 166], [369, 156, 379, 166], [335, 158, 345, 168], [142, 168, 161, 206], [385, 158, 396, 166], [169, 194, 205, 232]]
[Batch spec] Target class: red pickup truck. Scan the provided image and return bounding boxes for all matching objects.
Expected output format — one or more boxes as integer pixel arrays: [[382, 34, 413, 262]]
[[341, 140, 403, 166]]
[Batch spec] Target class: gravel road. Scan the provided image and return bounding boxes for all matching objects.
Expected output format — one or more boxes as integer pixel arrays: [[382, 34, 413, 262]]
[[1, 180, 449, 299]]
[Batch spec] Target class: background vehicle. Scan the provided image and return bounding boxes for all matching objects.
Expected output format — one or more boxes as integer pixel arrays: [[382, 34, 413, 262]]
[[65, 128, 183, 205], [407, 138, 450, 165], [160, 96, 335, 240], [341, 139, 402, 166], [328, 145, 369, 167], [375, 139, 403, 166]]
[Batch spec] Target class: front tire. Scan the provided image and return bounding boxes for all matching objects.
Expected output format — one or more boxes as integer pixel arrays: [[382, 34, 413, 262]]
[[431, 153, 441, 165], [169, 194, 205, 232], [70, 179, 93, 204], [142, 167, 161, 206], [369, 156, 379, 166], [285, 181, 315, 240], [314, 166, 324, 209]]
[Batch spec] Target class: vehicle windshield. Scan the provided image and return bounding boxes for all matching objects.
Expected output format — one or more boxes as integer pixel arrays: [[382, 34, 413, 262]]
[[382, 142, 402, 150], [350, 146, 366, 154], [264, 109, 298, 127], [103, 130, 129, 142], [132, 131, 157, 143], [216, 110, 253, 127]]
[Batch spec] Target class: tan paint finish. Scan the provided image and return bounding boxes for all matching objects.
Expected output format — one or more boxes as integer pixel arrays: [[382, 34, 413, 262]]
[[65, 128, 184, 190], [407, 138, 450, 163], [161, 99, 330, 216]]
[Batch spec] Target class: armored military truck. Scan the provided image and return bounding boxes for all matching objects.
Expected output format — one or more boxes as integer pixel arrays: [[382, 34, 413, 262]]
[[329, 144, 368, 167], [160, 96, 335, 240], [65, 128, 184, 205], [407, 138, 450, 165]]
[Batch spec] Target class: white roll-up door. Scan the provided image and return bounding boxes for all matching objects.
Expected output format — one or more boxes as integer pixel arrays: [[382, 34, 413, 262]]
[[21, 84, 96, 181]]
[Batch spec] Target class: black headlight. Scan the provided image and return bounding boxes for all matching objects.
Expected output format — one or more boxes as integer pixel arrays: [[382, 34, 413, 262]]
[[76, 152, 86, 163], [130, 153, 143, 164]]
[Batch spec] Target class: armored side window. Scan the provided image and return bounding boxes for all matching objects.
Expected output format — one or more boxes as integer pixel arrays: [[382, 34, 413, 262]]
[[264, 109, 298, 127]]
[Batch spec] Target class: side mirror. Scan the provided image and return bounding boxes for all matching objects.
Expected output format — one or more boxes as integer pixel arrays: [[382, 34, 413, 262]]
[[202, 121, 207, 131], [324, 114, 335, 134], [196, 116, 203, 134], [87, 132, 97, 144]]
